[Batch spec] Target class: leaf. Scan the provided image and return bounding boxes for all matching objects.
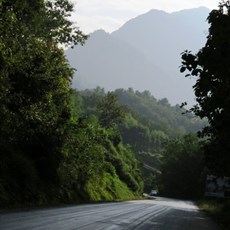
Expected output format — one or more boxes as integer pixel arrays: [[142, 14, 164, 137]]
[[180, 66, 186, 73]]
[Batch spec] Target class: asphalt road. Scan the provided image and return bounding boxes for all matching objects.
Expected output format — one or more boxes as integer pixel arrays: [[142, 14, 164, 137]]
[[0, 197, 220, 230]]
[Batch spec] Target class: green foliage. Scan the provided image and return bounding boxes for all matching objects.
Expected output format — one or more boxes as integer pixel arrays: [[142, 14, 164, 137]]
[[158, 134, 205, 198], [97, 92, 125, 128], [85, 172, 136, 201], [0, 149, 40, 205], [57, 110, 143, 202], [58, 116, 106, 200], [76, 88, 206, 194], [115, 88, 205, 138], [114, 88, 206, 193], [111, 145, 143, 193], [138, 152, 162, 192], [65, 89, 144, 200], [198, 198, 230, 230], [0, 0, 87, 207], [180, 1, 230, 176]]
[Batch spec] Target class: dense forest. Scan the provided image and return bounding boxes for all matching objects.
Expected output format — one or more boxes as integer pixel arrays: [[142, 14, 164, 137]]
[[76, 88, 206, 194], [1, 0, 230, 210]]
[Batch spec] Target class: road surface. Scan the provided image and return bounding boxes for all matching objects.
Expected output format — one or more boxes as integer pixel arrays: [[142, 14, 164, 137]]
[[0, 197, 220, 229]]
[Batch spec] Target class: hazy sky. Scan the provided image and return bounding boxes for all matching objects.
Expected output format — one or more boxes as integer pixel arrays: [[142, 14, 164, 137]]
[[71, 0, 219, 34]]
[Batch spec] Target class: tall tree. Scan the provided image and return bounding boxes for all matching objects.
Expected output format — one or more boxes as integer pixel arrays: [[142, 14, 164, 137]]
[[180, 1, 230, 176], [159, 134, 204, 199], [0, 0, 87, 205], [98, 92, 125, 129]]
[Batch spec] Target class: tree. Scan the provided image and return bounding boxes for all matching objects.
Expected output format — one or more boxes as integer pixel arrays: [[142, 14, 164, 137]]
[[98, 92, 125, 128], [0, 0, 87, 205], [180, 1, 230, 176], [158, 134, 204, 198]]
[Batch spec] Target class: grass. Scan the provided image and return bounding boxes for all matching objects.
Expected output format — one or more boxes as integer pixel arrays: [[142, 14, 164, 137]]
[[197, 198, 230, 230]]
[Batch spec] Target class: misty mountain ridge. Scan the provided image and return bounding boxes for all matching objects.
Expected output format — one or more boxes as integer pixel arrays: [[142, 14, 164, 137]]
[[66, 7, 210, 106]]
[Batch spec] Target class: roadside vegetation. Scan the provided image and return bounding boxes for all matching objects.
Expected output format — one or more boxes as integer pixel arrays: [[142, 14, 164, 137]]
[[197, 198, 230, 230]]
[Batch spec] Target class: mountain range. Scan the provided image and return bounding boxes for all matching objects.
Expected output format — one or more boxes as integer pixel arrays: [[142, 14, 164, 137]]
[[66, 7, 210, 106]]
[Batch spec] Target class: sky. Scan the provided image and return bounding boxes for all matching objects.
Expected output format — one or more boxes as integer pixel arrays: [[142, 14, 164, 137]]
[[71, 0, 219, 34]]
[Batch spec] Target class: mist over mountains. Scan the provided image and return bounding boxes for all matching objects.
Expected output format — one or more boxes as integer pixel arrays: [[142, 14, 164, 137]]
[[66, 7, 210, 106]]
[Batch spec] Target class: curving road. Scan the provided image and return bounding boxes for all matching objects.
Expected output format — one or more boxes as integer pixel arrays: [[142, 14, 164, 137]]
[[0, 197, 220, 230]]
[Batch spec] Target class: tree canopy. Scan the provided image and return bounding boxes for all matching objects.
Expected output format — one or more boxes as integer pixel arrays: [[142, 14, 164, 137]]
[[159, 134, 204, 198], [0, 0, 88, 206], [180, 0, 230, 176]]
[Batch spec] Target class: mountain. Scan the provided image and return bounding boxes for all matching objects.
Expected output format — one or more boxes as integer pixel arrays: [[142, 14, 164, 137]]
[[66, 7, 210, 106], [67, 30, 172, 98]]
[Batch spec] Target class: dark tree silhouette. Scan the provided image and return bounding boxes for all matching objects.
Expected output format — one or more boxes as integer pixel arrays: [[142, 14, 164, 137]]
[[181, 1, 230, 176]]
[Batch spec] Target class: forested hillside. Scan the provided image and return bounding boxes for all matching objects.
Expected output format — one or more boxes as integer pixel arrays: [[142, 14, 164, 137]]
[[75, 88, 206, 194]]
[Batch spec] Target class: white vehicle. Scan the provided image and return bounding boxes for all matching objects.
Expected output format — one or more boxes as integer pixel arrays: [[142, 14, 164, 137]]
[[150, 189, 158, 196]]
